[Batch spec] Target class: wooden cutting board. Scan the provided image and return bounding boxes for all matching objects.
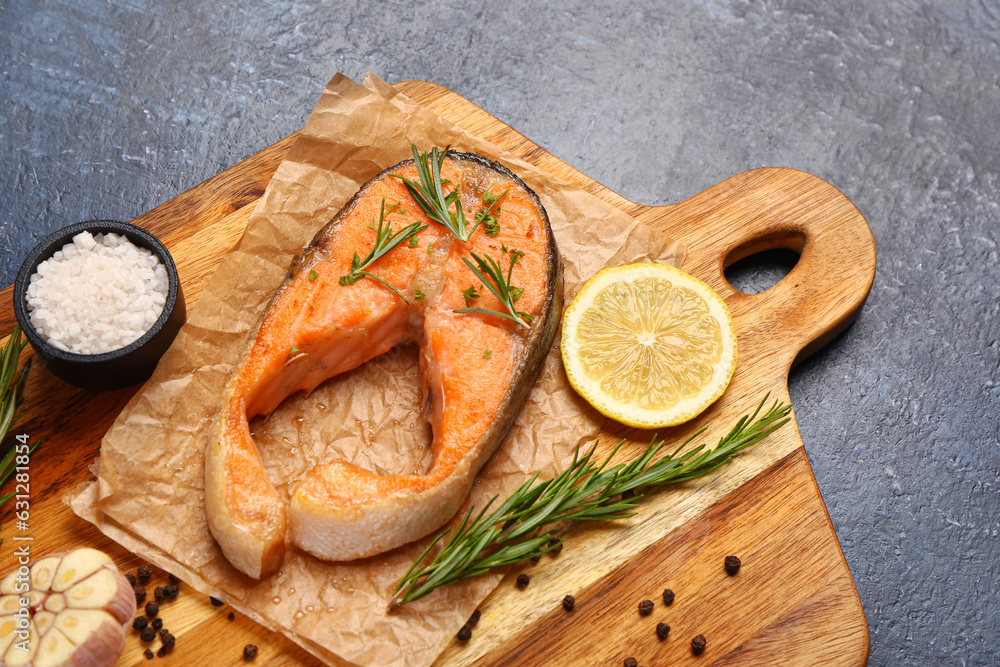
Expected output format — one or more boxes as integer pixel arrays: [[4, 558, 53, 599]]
[[0, 80, 873, 666]]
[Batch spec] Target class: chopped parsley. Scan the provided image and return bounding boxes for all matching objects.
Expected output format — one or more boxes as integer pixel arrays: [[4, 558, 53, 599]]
[[475, 189, 508, 238], [462, 286, 480, 307]]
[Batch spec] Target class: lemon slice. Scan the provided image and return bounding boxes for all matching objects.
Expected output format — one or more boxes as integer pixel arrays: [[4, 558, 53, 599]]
[[561, 263, 738, 428]]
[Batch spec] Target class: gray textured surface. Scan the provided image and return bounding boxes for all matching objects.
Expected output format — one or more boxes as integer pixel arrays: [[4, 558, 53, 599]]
[[2, 0, 998, 664]]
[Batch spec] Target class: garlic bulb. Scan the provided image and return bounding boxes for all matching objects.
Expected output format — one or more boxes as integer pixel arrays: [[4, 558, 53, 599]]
[[0, 548, 135, 667]]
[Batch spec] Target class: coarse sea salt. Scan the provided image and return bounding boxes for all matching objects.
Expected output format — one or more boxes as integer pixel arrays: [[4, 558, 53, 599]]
[[25, 231, 169, 354]]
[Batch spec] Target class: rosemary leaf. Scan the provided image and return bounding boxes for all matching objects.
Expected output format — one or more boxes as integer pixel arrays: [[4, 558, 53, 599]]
[[392, 145, 473, 241], [339, 197, 428, 302], [390, 396, 791, 607], [453, 249, 533, 328], [0, 326, 28, 441]]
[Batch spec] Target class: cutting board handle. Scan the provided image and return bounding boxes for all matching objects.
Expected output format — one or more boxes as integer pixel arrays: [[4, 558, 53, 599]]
[[657, 167, 876, 375]]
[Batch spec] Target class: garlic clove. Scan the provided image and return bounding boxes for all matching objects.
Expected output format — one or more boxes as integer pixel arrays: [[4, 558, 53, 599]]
[[51, 550, 112, 593], [24, 590, 46, 613], [0, 616, 18, 656], [0, 573, 18, 596], [34, 611, 56, 637], [0, 592, 44, 618], [64, 569, 134, 626], [43, 594, 66, 614], [30, 557, 64, 593], [30, 627, 75, 667], [52, 610, 126, 667], [2, 618, 38, 666], [0, 597, 20, 616]]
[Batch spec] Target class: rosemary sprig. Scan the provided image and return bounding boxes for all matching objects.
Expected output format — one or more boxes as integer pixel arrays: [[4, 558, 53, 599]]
[[0, 325, 37, 542], [0, 325, 30, 446], [340, 198, 428, 302], [392, 145, 475, 241], [454, 247, 533, 328], [390, 396, 792, 608], [392, 145, 507, 242]]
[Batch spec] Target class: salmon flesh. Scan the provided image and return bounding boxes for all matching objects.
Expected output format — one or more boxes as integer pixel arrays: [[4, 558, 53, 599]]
[[204, 152, 562, 578]]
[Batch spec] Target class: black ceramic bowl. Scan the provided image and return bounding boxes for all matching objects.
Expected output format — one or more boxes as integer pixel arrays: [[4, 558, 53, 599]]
[[13, 220, 186, 391]]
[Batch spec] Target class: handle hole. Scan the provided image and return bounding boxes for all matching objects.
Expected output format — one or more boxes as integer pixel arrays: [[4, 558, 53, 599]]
[[724, 247, 800, 295]]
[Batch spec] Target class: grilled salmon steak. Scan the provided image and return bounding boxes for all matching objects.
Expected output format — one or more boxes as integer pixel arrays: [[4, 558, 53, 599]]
[[205, 151, 562, 578]]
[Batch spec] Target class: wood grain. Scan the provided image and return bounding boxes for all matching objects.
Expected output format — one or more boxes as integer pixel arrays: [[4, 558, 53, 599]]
[[0, 80, 873, 666]]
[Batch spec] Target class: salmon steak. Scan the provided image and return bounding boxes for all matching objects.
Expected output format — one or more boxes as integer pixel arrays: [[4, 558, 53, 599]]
[[204, 149, 562, 579]]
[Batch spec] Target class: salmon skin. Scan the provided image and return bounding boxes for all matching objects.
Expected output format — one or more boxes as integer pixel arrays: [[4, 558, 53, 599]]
[[204, 150, 562, 579]]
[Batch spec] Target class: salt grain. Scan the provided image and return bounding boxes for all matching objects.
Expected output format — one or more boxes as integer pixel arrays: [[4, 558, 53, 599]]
[[25, 231, 169, 354]]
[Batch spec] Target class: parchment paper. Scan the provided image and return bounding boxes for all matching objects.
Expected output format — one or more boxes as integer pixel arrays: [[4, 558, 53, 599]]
[[69, 73, 685, 667]]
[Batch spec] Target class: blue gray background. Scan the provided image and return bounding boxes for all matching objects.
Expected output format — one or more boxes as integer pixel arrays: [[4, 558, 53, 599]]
[[2, 1, 998, 664]]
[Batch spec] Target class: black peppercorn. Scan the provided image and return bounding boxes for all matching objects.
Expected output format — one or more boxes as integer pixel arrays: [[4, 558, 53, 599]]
[[168, 573, 181, 584], [621, 489, 636, 501], [157, 646, 168, 658], [211, 596, 224, 607], [691, 634, 707, 655], [530, 553, 542, 563], [624, 658, 638, 667], [152, 618, 163, 630], [126, 573, 137, 587], [638, 599, 654, 616], [161, 632, 176, 649], [228, 612, 236, 621], [548, 538, 563, 555], [143, 649, 154, 660], [243, 644, 259, 661], [656, 622, 670, 640], [467, 609, 480, 626], [163, 584, 179, 599], [132, 616, 148, 631], [145, 601, 159, 618], [154, 586, 166, 602], [137, 565, 152, 583], [724, 555, 741, 575], [457, 625, 472, 642], [662, 589, 675, 606], [133, 585, 147, 604], [516, 573, 530, 589], [140, 626, 156, 642], [562, 595, 575, 611]]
